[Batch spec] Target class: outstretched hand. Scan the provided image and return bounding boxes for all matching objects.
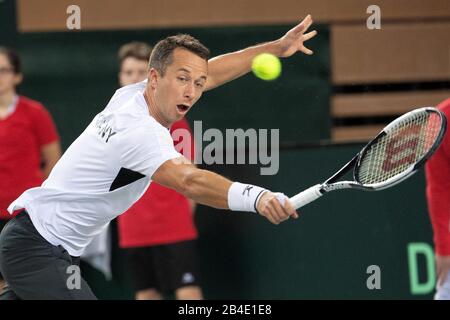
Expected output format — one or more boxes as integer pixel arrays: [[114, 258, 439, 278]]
[[256, 192, 299, 225], [274, 14, 317, 57]]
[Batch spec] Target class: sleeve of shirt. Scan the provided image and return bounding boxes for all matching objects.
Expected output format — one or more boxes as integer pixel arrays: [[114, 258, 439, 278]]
[[32, 103, 60, 147], [119, 125, 183, 179], [425, 101, 450, 256]]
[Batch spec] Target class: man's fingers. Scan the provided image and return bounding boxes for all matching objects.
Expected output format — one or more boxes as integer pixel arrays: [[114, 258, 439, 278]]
[[265, 201, 289, 225], [266, 208, 280, 225], [294, 14, 313, 35], [274, 193, 298, 219], [270, 198, 290, 222], [302, 30, 317, 42], [291, 14, 312, 35], [260, 193, 299, 224], [260, 202, 280, 225], [300, 46, 314, 55], [272, 194, 298, 220], [266, 201, 286, 224], [302, 15, 313, 33], [283, 199, 299, 219]]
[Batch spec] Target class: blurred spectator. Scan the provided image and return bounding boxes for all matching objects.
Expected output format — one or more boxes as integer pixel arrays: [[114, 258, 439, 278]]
[[0, 47, 61, 290], [425, 97, 450, 300]]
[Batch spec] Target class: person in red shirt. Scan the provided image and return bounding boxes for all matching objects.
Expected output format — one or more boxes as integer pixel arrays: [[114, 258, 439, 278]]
[[425, 97, 450, 300], [115, 42, 201, 300], [0, 47, 61, 290]]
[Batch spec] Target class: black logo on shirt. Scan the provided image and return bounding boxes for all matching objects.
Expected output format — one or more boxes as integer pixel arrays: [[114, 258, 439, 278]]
[[95, 114, 116, 143]]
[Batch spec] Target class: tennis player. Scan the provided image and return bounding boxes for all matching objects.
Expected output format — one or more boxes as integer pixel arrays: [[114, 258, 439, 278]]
[[0, 16, 316, 299]]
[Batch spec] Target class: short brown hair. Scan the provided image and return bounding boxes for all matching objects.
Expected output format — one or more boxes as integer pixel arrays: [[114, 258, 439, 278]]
[[149, 34, 210, 77], [118, 42, 152, 67], [0, 47, 21, 74]]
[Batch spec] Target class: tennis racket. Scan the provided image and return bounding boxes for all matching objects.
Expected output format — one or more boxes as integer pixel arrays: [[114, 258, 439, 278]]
[[290, 107, 447, 209]]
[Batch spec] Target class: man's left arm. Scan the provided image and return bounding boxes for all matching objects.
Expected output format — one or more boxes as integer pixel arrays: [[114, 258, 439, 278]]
[[205, 14, 317, 91]]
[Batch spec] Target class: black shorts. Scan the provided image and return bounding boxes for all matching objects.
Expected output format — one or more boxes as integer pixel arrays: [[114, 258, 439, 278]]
[[0, 219, 9, 280], [0, 211, 96, 300], [127, 240, 201, 294], [0, 219, 8, 231]]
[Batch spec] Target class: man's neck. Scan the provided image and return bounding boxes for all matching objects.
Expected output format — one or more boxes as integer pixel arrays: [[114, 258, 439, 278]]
[[143, 88, 171, 128], [0, 91, 15, 110]]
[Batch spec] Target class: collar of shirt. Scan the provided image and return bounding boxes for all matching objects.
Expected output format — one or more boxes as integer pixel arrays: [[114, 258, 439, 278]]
[[6, 95, 18, 116]]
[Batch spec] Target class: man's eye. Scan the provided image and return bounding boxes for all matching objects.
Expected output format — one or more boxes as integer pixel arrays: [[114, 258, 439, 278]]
[[195, 82, 204, 88], [178, 77, 188, 81]]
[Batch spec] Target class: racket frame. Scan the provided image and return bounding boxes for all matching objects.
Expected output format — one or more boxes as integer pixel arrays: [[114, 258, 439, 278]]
[[317, 107, 447, 194]]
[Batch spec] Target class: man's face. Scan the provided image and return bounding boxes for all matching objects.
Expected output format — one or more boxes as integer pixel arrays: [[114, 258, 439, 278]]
[[119, 57, 148, 86], [150, 48, 207, 125], [0, 54, 22, 95]]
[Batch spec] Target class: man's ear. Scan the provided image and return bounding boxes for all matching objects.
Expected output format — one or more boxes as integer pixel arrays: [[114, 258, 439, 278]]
[[149, 68, 159, 89], [14, 73, 23, 86]]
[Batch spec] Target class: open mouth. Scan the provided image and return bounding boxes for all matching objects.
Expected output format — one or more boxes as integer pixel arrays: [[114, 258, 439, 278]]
[[176, 104, 190, 113]]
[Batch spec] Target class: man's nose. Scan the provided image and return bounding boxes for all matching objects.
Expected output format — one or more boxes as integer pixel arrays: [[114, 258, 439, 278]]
[[184, 82, 195, 99]]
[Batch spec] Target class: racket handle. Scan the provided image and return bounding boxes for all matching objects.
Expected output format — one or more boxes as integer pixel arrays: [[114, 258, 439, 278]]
[[289, 184, 323, 209]]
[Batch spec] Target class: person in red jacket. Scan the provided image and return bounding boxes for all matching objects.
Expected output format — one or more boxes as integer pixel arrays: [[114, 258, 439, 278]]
[[425, 97, 450, 300], [0, 47, 61, 290], [116, 42, 201, 300]]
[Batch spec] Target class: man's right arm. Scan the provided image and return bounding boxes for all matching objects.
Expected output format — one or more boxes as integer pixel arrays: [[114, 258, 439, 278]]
[[152, 157, 299, 225]]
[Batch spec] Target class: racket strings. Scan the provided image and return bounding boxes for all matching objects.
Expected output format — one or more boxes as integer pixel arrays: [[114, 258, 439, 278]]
[[357, 111, 442, 185]]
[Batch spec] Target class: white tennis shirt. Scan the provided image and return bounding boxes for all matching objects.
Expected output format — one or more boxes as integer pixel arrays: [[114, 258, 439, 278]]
[[8, 81, 182, 256]]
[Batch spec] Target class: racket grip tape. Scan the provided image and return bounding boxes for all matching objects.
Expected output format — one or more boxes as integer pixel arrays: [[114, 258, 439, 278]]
[[289, 184, 323, 209]]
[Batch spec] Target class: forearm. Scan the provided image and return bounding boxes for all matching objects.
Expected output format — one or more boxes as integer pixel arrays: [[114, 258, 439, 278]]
[[206, 40, 280, 91], [152, 159, 297, 224], [181, 169, 232, 209], [182, 169, 272, 216], [155, 164, 264, 211]]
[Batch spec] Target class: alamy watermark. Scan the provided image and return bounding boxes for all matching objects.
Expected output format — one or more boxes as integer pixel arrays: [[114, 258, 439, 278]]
[[66, 265, 81, 290], [172, 121, 279, 176], [366, 5, 381, 30], [66, 5, 81, 30], [366, 265, 381, 290]]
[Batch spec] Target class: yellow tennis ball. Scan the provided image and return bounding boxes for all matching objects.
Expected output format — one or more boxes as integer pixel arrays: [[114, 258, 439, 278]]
[[251, 53, 282, 81]]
